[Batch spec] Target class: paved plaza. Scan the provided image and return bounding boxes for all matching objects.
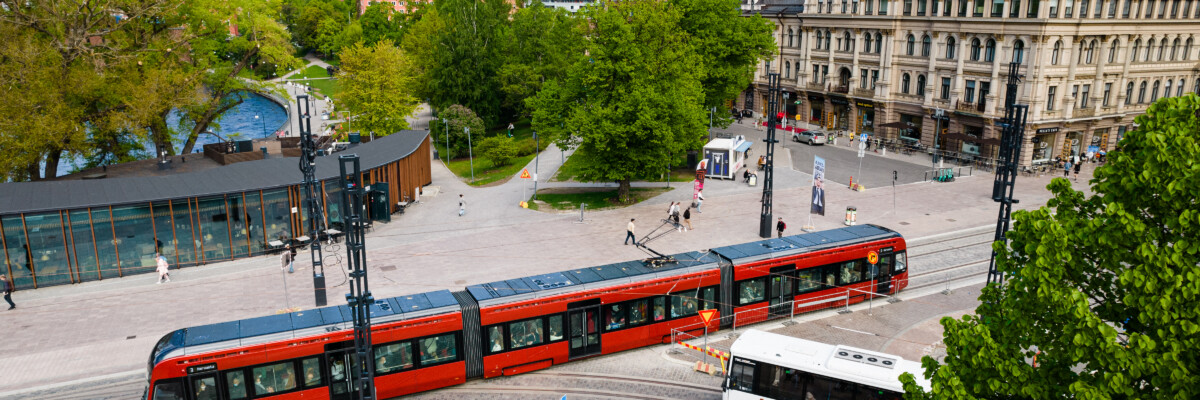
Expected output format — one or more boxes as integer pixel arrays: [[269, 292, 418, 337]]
[[0, 112, 1101, 398]]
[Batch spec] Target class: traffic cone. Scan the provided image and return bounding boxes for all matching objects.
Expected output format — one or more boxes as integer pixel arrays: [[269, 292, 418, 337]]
[[848, 176, 854, 189]]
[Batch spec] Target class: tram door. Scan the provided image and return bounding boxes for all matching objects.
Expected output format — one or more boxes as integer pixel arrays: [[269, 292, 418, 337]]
[[767, 265, 796, 318], [325, 343, 364, 400], [568, 300, 602, 359], [876, 250, 895, 294]]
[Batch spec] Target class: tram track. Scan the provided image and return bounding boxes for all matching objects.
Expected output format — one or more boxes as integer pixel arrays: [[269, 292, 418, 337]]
[[415, 370, 721, 400]]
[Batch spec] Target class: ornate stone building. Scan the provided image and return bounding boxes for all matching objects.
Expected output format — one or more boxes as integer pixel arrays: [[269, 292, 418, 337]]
[[742, 0, 1200, 166]]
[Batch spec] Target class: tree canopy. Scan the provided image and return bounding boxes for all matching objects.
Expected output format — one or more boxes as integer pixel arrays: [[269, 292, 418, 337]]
[[337, 40, 419, 137], [901, 94, 1200, 399], [420, 0, 512, 126], [671, 0, 775, 111]]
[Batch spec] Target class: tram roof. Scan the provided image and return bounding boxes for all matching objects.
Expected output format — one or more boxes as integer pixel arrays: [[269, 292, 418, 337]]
[[466, 250, 723, 302], [731, 330, 931, 392], [710, 224, 899, 264]]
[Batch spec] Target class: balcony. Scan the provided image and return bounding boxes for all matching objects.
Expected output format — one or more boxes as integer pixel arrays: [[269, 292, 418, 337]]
[[1073, 107, 1096, 118], [955, 99, 987, 113], [833, 85, 850, 94], [807, 82, 828, 91], [853, 88, 874, 98]]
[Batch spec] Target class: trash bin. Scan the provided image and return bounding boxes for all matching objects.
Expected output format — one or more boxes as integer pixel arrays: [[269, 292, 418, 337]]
[[748, 174, 757, 187], [844, 206, 857, 226]]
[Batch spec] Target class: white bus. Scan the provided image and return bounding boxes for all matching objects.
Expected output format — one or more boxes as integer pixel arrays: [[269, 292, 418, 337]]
[[722, 330, 931, 400]]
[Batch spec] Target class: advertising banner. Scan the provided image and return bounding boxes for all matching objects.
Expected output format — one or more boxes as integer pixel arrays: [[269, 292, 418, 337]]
[[811, 156, 826, 215]]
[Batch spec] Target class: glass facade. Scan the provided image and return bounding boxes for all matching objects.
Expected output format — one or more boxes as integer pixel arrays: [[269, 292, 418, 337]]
[[263, 189, 292, 244], [113, 205, 156, 276], [68, 209, 100, 282], [197, 197, 231, 263], [24, 212, 70, 287]]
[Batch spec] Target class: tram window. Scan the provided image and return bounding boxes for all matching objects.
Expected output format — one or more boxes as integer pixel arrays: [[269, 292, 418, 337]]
[[796, 268, 824, 293], [152, 380, 184, 400], [838, 260, 867, 285], [548, 315, 564, 341], [878, 255, 893, 277], [824, 264, 837, 286], [375, 342, 414, 373], [728, 358, 756, 392], [699, 286, 717, 310], [671, 289, 698, 317], [895, 251, 908, 272], [419, 333, 458, 365], [510, 318, 544, 349], [653, 297, 666, 321], [486, 325, 505, 353], [225, 371, 248, 400], [252, 361, 296, 395], [301, 357, 323, 386], [628, 299, 649, 326], [192, 376, 217, 400], [604, 304, 626, 331], [738, 279, 766, 305]]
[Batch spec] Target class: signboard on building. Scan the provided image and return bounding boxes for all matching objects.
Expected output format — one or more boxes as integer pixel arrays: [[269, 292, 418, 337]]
[[1036, 127, 1061, 134]]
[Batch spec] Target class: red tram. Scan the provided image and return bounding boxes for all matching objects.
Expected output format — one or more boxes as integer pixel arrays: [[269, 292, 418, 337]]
[[147, 224, 908, 400]]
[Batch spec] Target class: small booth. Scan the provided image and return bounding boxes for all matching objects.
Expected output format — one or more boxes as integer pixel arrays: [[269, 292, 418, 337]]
[[703, 135, 752, 179]]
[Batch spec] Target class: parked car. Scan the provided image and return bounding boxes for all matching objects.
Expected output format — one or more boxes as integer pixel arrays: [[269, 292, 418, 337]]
[[792, 129, 826, 145], [741, 109, 754, 118]]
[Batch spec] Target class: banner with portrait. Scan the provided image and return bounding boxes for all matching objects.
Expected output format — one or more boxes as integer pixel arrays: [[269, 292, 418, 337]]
[[811, 156, 826, 215]]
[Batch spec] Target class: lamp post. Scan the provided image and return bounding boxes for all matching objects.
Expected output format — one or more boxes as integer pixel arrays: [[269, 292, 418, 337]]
[[466, 126, 475, 183], [533, 131, 540, 200], [255, 114, 266, 138], [443, 118, 449, 164]]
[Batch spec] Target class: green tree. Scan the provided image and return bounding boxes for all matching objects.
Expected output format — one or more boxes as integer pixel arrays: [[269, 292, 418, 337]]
[[901, 95, 1200, 399], [672, 0, 775, 112], [360, 3, 403, 46], [477, 135, 518, 167], [527, 0, 707, 202], [498, 1, 585, 119], [432, 105, 486, 158], [337, 40, 419, 138], [421, 0, 512, 126]]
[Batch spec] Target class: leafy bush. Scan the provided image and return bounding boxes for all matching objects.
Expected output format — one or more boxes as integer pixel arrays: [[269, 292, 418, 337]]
[[477, 135, 519, 167], [430, 105, 486, 158]]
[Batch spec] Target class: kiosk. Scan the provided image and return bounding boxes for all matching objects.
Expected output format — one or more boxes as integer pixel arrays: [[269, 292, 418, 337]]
[[702, 135, 751, 179]]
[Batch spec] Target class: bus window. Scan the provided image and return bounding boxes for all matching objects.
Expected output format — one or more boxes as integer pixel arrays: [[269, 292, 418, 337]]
[[151, 380, 184, 400], [728, 358, 756, 393]]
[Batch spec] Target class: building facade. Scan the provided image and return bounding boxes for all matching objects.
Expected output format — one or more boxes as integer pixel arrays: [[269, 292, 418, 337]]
[[743, 0, 1200, 166]]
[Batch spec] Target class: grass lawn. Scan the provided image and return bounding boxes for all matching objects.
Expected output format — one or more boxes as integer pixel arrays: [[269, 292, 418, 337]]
[[296, 78, 340, 99], [527, 187, 673, 211], [289, 65, 330, 79], [446, 153, 536, 187], [553, 155, 698, 183]]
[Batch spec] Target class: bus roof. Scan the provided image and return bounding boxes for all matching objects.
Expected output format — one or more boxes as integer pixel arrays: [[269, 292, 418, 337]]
[[730, 329, 931, 392]]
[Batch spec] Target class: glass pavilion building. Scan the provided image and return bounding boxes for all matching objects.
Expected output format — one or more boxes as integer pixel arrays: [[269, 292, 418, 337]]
[[0, 131, 431, 290]]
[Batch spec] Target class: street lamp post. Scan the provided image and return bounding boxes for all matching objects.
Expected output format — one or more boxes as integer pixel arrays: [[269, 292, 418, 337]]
[[443, 118, 449, 164], [533, 131, 540, 200], [466, 127, 475, 183], [255, 114, 266, 138]]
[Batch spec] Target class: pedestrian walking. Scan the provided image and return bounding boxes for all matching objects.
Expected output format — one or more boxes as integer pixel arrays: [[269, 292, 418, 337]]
[[458, 194, 466, 216], [683, 207, 692, 231], [1063, 160, 1073, 177], [2, 274, 14, 310], [625, 219, 637, 245], [155, 252, 171, 284], [776, 217, 787, 238], [694, 191, 705, 213], [1072, 160, 1082, 181], [281, 246, 296, 274]]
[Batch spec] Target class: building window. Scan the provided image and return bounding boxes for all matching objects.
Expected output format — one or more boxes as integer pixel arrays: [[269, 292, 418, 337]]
[[1178, 78, 1186, 96], [1195, 78, 1200, 94], [1132, 39, 1141, 62], [961, 0, 970, 14], [843, 0, 850, 13], [1158, 40, 1166, 60], [1151, 80, 1160, 101], [864, 33, 873, 53], [905, 0, 914, 14], [1080, 0, 1090, 17], [1103, 82, 1112, 106], [1109, 0, 1119, 16], [813, 64, 822, 83], [918, 0, 928, 14], [1052, 40, 1061, 64], [867, 0, 875, 13], [844, 31, 854, 51], [1125, 82, 1134, 104], [816, 31, 824, 50], [825, 31, 832, 49], [1158, 0, 1167, 16], [1185, 0, 1194, 17], [881, 0, 890, 14], [917, 74, 927, 95], [1013, 39, 1025, 63], [985, 39, 997, 61], [974, 0, 987, 15], [966, 80, 977, 103], [822, 65, 829, 82], [1123, 0, 1133, 17], [797, 63, 803, 80], [1048, 86, 1058, 110], [1029, 0, 1042, 17], [785, 61, 791, 78], [902, 73, 912, 93], [1096, 0, 1105, 16], [971, 38, 982, 61], [1086, 40, 1096, 64], [1049, 0, 1059, 16], [1081, 84, 1091, 107], [1108, 40, 1119, 63], [1011, 0, 1023, 16], [788, 29, 795, 47], [941, 77, 951, 99], [947, 37, 957, 59], [922, 35, 932, 57], [764, 61, 771, 74], [1146, 38, 1155, 61], [1171, 38, 1180, 60], [907, 34, 916, 55], [1071, 85, 1080, 108], [1065, 0, 1074, 16], [1138, 81, 1147, 103], [993, 0, 1005, 15], [872, 70, 879, 88], [875, 33, 883, 53], [861, 68, 870, 88], [1185, 38, 1193, 60]]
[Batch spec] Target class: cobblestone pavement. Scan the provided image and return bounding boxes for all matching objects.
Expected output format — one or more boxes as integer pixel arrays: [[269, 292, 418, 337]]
[[0, 112, 1101, 397]]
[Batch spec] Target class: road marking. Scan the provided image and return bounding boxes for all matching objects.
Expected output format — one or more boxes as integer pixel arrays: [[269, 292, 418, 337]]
[[830, 325, 878, 336]]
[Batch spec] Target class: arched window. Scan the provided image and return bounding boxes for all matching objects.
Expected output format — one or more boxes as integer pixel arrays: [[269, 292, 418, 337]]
[[1146, 39, 1155, 61], [1151, 80, 1160, 101], [825, 30, 831, 50], [785, 61, 791, 78], [902, 73, 912, 93], [1171, 38, 1180, 60], [971, 38, 982, 61], [947, 37, 957, 59], [985, 39, 996, 62], [844, 31, 854, 51], [1178, 79, 1186, 96], [1195, 78, 1200, 94], [907, 34, 916, 55], [1158, 40, 1166, 61], [1086, 40, 1096, 64], [917, 74, 927, 96], [864, 33, 874, 53], [1185, 38, 1194, 61], [1138, 81, 1147, 103], [1013, 39, 1025, 63], [1132, 39, 1141, 62], [816, 31, 824, 50], [1052, 40, 1062, 64], [788, 29, 795, 47], [921, 35, 932, 57], [1164, 79, 1172, 97], [796, 62, 802, 79], [1108, 40, 1119, 63], [1125, 82, 1134, 105], [874, 33, 883, 53]]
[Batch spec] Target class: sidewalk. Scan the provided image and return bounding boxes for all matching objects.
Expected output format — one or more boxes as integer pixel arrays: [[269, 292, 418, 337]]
[[0, 111, 1098, 395]]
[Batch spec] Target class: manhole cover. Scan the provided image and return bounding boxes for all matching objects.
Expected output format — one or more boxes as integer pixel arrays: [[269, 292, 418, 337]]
[[946, 218, 957, 222], [899, 222, 910, 225], [379, 265, 396, 271]]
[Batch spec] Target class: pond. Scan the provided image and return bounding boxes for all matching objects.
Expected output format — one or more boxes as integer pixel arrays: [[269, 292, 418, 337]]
[[168, 91, 289, 150]]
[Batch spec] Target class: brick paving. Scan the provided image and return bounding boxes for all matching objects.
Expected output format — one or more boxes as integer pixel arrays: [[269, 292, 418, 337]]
[[0, 114, 1101, 397]]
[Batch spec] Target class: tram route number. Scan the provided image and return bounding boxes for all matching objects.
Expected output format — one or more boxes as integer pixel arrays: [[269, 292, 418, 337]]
[[186, 363, 218, 375], [867, 251, 879, 265]]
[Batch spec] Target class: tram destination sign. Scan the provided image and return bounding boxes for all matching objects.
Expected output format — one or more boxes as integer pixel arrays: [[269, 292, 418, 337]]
[[186, 363, 218, 375]]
